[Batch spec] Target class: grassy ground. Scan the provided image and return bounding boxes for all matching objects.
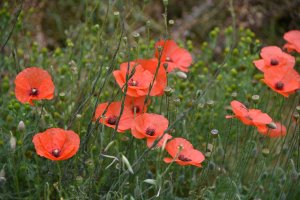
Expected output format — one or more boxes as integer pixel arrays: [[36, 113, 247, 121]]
[[1, 0, 300, 199]]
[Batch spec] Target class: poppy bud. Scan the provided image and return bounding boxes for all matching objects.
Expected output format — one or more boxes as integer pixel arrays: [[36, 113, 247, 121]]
[[17, 120, 25, 132], [163, 0, 168, 6], [267, 122, 277, 129], [113, 11, 119, 16], [296, 106, 300, 112], [143, 179, 157, 185], [176, 71, 187, 79], [0, 168, 6, 184], [168, 19, 174, 25], [132, 32, 140, 38], [10, 135, 16, 150]]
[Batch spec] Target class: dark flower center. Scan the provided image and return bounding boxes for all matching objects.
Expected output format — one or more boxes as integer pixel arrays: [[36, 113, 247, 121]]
[[30, 88, 39, 96], [275, 82, 284, 90], [270, 59, 279, 66], [132, 106, 140, 114], [178, 154, 192, 162], [128, 79, 138, 86], [52, 149, 61, 158], [107, 116, 118, 125], [146, 127, 155, 136]]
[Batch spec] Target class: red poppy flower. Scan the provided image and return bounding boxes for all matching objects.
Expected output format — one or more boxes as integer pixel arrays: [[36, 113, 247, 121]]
[[14, 67, 55, 105], [136, 58, 167, 96], [131, 113, 171, 148], [154, 40, 192, 72], [125, 96, 149, 116], [94, 102, 134, 132], [226, 100, 272, 127], [32, 128, 80, 161], [253, 46, 295, 72], [113, 62, 154, 97], [163, 138, 205, 167], [262, 68, 300, 97], [256, 122, 287, 138], [283, 30, 300, 53]]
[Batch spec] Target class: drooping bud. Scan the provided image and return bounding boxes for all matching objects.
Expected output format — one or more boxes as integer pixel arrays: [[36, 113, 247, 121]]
[[17, 121, 25, 132], [176, 71, 187, 79], [267, 122, 277, 129], [10, 135, 16, 150], [0, 168, 6, 184]]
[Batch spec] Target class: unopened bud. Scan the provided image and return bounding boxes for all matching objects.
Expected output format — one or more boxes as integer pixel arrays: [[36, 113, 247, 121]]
[[176, 71, 187, 79], [132, 32, 140, 38], [168, 19, 174, 25], [267, 122, 277, 129], [17, 121, 25, 132], [163, 0, 168, 6], [10, 135, 16, 150], [0, 168, 6, 184]]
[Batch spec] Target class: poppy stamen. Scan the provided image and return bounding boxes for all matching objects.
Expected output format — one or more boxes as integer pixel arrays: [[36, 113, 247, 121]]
[[275, 82, 284, 90], [178, 154, 192, 162], [270, 59, 279, 66], [146, 127, 155, 136], [129, 79, 138, 86], [30, 88, 39, 96], [52, 149, 61, 158], [107, 116, 118, 125]]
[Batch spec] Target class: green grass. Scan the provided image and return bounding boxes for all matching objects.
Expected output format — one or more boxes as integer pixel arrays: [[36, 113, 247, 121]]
[[0, 0, 300, 199]]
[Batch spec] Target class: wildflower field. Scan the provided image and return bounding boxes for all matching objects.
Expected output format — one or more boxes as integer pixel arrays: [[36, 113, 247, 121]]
[[1, 0, 300, 199]]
